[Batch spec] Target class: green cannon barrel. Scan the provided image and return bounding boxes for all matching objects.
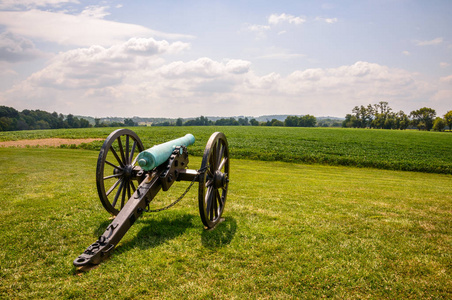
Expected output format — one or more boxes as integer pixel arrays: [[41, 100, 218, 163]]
[[136, 134, 195, 171]]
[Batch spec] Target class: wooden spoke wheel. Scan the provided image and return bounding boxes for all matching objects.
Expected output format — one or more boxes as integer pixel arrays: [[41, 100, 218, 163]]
[[198, 132, 230, 229], [96, 129, 145, 216]]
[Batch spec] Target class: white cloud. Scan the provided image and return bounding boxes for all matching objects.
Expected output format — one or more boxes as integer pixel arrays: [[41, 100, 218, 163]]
[[0, 9, 195, 47], [440, 75, 452, 84], [0, 0, 79, 10], [244, 24, 271, 39], [315, 17, 338, 24], [0, 61, 17, 76], [80, 5, 110, 19], [431, 75, 452, 113], [122, 38, 190, 56], [23, 37, 189, 90], [2, 52, 440, 118], [402, 50, 410, 56], [159, 57, 250, 79], [0, 32, 46, 62], [440, 62, 450, 68], [415, 37, 443, 46], [268, 13, 306, 25], [247, 24, 271, 32], [245, 13, 306, 40]]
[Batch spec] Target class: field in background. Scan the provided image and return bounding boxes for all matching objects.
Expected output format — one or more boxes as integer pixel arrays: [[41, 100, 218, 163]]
[[0, 147, 451, 299], [1, 126, 451, 174]]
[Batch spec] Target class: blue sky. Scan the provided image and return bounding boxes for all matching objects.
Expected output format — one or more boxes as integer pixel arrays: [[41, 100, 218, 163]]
[[0, 0, 451, 118]]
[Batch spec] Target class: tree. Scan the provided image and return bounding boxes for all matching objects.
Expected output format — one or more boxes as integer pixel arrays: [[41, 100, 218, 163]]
[[299, 115, 316, 127], [370, 101, 393, 129], [0, 105, 19, 130], [284, 116, 299, 127], [214, 118, 239, 126], [271, 119, 284, 126], [432, 117, 446, 132], [176, 118, 183, 126], [123, 118, 136, 126], [395, 111, 409, 130], [66, 114, 75, 128], [352, 106, 365, 128], [0, 117, 14, 131], [444, 110, 452, 131], [249, 118, 259, 126], [79, 118, 91, 128], [0, 106, 19, 119], [184, 116, 212, 126], [342, 114, 359, 128], [410, 107, 436, 131], [16, 119, 29, 130], [36, 120, 50, 129], [238, 117, 249, 126], [344, 102, 415, 130]]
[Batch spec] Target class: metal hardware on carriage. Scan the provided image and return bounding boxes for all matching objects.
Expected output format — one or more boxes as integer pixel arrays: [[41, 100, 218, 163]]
[[73, 130, 229, 268]]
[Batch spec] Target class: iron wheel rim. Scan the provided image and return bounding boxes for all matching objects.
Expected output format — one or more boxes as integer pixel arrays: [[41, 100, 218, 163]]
[[96, 129, 144, 216]]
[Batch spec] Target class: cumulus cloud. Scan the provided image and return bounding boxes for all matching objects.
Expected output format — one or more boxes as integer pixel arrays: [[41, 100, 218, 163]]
[[24, 37, 189, 89], [268, 13, 306, 25], [0, 32, 45, 62], [315, 17, 338, 24], [158, 58, 251, 88], [246, 13, 337, 41], [122, 38, 190, 56], [0, 0, 79, 10], [440, 75, 452, 84], [430, 75, 452, 113], [0, 9, 194, 47], [415, 37, 443, 46], [282, 62, 422, 94], [0, 61, 17, 76], [80, 5, 110, 19], [244, 24, 271, 39], [247, 24, 271, 32], [2, 53, 439, 118]]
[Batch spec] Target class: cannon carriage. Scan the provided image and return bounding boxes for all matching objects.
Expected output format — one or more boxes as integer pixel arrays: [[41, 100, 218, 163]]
[[73, 129, 229, 267]]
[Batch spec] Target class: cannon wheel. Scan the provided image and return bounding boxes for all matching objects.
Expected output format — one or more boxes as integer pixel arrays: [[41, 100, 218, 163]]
[[198, 132, 229, 229], [96, 129, 145, 216]]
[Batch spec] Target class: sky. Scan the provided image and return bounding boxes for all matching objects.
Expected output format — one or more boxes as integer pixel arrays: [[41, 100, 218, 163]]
[[0, 0, 451, 119]]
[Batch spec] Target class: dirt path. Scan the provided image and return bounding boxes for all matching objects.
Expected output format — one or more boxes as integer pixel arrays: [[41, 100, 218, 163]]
[[0, 138, 103, 148]]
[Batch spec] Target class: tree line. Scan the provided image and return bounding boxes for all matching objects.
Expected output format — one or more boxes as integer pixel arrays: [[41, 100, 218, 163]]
[[153, 115, 319, 127], [0, 106, 137, 131], [342, 101, 452, 131]]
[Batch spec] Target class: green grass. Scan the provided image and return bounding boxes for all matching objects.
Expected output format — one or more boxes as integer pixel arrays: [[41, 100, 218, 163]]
[[0, 147, 451, 299], [1, 126, 451, 174]]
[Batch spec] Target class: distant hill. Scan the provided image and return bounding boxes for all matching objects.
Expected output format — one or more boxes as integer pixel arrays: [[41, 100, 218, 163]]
[[78, 115, 344, 125]]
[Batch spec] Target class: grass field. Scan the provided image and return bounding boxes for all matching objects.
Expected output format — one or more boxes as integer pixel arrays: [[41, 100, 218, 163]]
[[1, 126, 451, 174], [0, 145, 451, 299]]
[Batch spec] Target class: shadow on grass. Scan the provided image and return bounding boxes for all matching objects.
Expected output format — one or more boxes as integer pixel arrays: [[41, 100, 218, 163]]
[[94, 219, 113, 237], [82, 214, 236, 269], [74, 214, 195, 273], [201, 217, 237, 249], [116, 214, 195, 252]]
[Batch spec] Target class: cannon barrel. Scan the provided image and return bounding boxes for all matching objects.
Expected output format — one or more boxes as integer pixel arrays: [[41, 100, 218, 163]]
[[136, 134, 195, 171]]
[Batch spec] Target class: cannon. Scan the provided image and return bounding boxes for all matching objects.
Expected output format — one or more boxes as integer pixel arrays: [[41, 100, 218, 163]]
[[73, 129, 229, 267]]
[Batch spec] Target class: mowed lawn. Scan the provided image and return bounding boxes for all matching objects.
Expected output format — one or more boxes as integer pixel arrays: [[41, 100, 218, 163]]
[[0, 147, 451, 299]]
